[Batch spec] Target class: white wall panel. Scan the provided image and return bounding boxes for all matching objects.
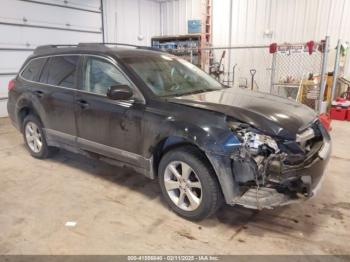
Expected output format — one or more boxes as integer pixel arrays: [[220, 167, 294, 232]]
[[2, 0, 349, 116], [0, 51, 31, 74], [0, 25, 102, 49], [0, 0, 101, 33], [26, 0, 101, 11], [158, 0, 350, 92], [211, 0, 350, 92], [213, 0, 350, 48], [0, 0, 102, 116], [103, 0, 161, 45], [159, 0, 350, 45], [160, 0, 201, 36], [0, 0, 161, 116]]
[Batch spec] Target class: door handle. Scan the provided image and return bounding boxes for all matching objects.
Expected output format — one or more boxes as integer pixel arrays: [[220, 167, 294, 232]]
[[33, 90, 44, 98], [76, 99, 89, 109]]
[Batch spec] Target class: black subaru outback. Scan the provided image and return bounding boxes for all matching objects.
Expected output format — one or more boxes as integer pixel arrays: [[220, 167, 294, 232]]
[[7, 43, 331, 220]]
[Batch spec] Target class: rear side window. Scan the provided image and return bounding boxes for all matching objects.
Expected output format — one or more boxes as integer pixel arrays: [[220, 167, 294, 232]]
[[40, 55, 79, 89], [21, 58, 47, 81]]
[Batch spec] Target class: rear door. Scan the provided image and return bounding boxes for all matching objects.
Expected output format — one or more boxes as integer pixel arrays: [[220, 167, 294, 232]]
[[75, 55, 146, 168], [35, 55, 80, 146]]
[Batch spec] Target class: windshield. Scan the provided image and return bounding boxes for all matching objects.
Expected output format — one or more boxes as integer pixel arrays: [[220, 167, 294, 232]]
[[121, 53, 223, 97]]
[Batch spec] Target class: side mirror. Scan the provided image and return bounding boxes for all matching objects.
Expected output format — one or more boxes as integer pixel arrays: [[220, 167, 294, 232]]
[[107, 85, 133, 100]]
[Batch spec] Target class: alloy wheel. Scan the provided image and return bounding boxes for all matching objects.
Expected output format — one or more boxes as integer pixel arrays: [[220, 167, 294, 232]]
[[164, 161, 202, 211], [25, 121, 43, 153]]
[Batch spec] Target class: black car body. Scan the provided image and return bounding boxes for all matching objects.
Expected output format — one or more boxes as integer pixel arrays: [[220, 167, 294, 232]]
[[7, 43, 331, 220]]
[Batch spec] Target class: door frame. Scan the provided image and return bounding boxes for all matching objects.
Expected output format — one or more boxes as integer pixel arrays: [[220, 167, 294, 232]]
[[74, 54, 148, 166]]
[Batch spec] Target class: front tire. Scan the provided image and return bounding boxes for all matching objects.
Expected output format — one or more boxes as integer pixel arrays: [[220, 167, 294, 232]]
[[158, 146, 223, 220], [23, 115, 53, 159]]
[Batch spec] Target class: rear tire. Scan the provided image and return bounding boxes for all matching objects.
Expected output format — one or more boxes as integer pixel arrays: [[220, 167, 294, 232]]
[[158, 146, 223, 220], [22, 115, 56, 159]]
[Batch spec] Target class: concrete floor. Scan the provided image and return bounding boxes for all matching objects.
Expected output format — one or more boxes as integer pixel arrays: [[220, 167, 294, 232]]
[[0, 117, 350, 255]]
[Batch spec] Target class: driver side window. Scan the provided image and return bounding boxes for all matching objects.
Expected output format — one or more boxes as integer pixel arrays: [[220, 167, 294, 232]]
[[83, 57, 130, 96]]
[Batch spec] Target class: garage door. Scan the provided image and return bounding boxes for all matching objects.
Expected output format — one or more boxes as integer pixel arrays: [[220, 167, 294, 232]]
[[0, 0, 104, 117]]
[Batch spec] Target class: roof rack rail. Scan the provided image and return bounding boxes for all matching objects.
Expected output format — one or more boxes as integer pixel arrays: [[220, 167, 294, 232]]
[[34, 44, 78, 54], [77, 42, 166, 52], [102, 42, 141, 48], [33, 42, 165, 55], [77, 42, 144, 48], [102, 43, 165, 51]]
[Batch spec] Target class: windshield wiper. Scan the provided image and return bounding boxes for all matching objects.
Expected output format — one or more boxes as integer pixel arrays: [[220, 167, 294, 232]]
[[160, 88, 219, 98], [185, 88, 219, 95]]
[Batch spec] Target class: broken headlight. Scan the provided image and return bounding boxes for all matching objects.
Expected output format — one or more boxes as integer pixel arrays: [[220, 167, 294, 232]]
[[228, 121, 284, 184], [241, 131, 280, 156], [227, 120, 279, 156]]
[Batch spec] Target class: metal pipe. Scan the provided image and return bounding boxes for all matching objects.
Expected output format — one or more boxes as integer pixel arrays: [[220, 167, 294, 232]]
[[100, 0, 105, 43], [331, 39, 341, 102], [184, 41, 320, 51], [318, 36, 330, 113], [270, 52, 276, 94], [180, 42, 317, 51], [159, 2, 163, 36], [138, 0, 142, 39], [197, 42, 319, 50], [227, 0, 233, 76], [0, 21, 101, 34], [18, 0, 101, 13], [0, 48, 34, 51], [185, 45, 269, 51], [0, 73, 17, 76], [232, 64, 237, 86]]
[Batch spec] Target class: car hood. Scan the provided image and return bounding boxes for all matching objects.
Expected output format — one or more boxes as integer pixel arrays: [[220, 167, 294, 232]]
[[167, 87, 317, 140]]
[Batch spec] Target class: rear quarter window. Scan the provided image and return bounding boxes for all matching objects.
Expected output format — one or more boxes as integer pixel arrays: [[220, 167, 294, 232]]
[[41, 55, 79, 89], [21, 58, 47, 81]]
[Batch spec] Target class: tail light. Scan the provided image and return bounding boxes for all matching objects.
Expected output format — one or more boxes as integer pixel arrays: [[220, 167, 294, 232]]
[[8, 79, 15, 91]]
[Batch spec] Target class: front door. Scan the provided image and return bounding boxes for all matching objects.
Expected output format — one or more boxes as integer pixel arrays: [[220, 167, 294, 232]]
[[75, 55, 146, 168]]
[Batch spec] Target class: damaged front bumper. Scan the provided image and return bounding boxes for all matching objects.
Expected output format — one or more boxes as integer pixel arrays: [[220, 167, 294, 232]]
[[206, 119, 331, 210], [233, 131, 331, 210]]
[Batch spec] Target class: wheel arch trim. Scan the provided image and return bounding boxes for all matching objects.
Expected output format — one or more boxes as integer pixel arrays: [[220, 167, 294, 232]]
[[151, 135, 239, 204]]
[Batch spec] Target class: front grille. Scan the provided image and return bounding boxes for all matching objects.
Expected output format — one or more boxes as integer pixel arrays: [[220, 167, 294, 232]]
[[297, 127, 315, 140], [297, 121, 323, 153], [281, 121, 324, 166]]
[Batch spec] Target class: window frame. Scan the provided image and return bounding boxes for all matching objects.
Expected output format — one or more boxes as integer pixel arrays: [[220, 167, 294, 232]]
[[79, 55, 145, 104], [20, 57, 48, 82], [40, 55, 80, 89], [20, 54, 80, 91], [19, 53, 146, 104]]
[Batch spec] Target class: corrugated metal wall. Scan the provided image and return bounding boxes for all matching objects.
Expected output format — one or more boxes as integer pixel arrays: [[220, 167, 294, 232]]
[[211, 0, 350, 92], [103, 0, 161, 45], [160, 0, 201, 36], [157, 0, 350, 92], [159, 0, 350, 46], [0, 0, 161, 117], [212, 0, 350, 47], [2, 0, 349, 116], [0, 0, 103, 117]]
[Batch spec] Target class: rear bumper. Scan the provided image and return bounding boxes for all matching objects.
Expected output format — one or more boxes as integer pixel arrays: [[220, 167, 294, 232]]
[[6, 99, 19, 130]]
